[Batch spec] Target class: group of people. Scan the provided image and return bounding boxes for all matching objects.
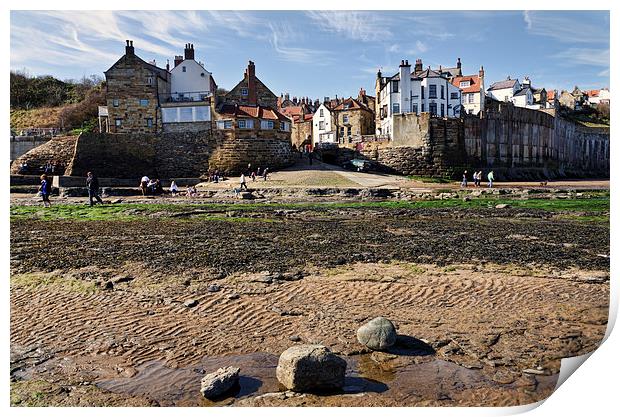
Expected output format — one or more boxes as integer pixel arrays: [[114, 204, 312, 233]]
[[18, 160, 64, 175], [461, 170, 495, 188], [139, 176, 164, 196]]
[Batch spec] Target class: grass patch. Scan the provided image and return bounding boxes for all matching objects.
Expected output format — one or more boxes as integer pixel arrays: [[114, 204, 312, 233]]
[[11, 273, 99, 294], [407, 175, 452, 184], [10, 191, 609, 222], [389, 260, 427, 274]]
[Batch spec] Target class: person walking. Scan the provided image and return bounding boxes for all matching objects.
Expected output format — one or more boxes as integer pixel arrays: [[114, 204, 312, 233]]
[[39, 174, 52, 207], [308, 151, 313, 166], [487, 170, 495, 188], [86, 172, 104, 206], [240, 173, 248, 191], [263, 167, 269, 181], [461, 170, 468, 188], [170, 180, 179, 196]]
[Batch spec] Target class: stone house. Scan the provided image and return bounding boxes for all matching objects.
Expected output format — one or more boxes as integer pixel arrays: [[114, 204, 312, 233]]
[[331, 97, 375, 144], [215, 61, 291, 140], [376, 59, 462, 137], [451, 67, 485, 115], [104, 40, 171, 133]]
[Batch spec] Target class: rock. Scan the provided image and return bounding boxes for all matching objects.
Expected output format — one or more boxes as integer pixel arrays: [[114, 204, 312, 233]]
[[200, 366, 240, 399], [238, 192, 255, 200], [289, 335, 301, 342], [207, 284, 221, 292], [356, 317, 397, 351], [227, 293, 240, 300], [276, 345, 346, 392], [184, 299, 198, 308], [110, 198, 123, 204], [462, 196, 471, 202], [495, 204, 510, 209]]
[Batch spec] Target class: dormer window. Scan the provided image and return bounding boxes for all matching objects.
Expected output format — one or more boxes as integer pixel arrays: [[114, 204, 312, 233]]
[[241, 88, 248, 96], [182, 66, 187, 72], [201, 73, 205, 77], [459, 80, 470, 88]]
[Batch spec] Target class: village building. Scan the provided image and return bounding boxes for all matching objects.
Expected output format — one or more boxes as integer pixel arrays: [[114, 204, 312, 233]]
[[103, 40, 171, 133], [215, 61, 291, 139], [585, 88, 610, 107], [451, 67, 485, 115], [277, 97, 316, 150], [375, 59, 462, 137], [558, 86, 588, 110], [331, 97, 375, 144], [160, 43, 217, 132], [487, 76, 546, 109], [312, 103, 337, 146]]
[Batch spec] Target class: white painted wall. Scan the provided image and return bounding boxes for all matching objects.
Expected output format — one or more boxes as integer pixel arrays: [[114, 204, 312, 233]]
[[170, 60, 213, 101], [488, 86, 517, 102], [312, 104, 335, 146]]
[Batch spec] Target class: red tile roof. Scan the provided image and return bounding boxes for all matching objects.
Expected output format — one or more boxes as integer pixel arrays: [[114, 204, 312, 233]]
[[546, 90, 555, 102], [451, 75, 481, 93], [585, 89, 600, 97], [218, 104, 289, 122]]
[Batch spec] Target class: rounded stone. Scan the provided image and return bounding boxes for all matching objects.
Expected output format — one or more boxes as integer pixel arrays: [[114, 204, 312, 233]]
[[356, 317, 397, 351], [200, 366, 240, 399], [276, 344, 346, 392]]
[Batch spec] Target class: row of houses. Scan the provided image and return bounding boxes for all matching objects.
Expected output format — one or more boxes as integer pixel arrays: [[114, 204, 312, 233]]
[[99, 41, 609, 150], [100, 41, 291, 139]]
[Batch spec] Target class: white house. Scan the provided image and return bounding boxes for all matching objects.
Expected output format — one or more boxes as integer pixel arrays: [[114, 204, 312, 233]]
[[451, 67, 485, 115], [312, 103, 336, 146], [487, 76, 544, 109], [586, 88, 610, 106], [169, 44, 217, 102], [376, 59, 462, 137], [487, 77, 521, 103]]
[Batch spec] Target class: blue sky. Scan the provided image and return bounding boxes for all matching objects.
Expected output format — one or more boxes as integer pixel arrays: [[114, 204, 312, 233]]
[[10, 10, 610, 99]]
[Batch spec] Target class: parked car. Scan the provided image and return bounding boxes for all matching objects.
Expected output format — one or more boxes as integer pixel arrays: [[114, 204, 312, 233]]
[[343, 158, 373, 172]]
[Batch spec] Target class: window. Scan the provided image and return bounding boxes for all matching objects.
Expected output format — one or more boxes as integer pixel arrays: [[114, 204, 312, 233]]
[[468, 94, 474, 104], [319, 108, 324, 117], [162, 106, 211, 123], [261, 120, 274, 130], [200, 73, 205, 77], [339, 126, 345, 136], [459, 81, 470, 88], [412, 104, 418, 114], [344, 104, 350, 110], [241, 88, 248, 96], [429, 85, 437, 99], [429, 102, 437, 115], [392, 103, 400, 114], [440, 104, 445, 117], [112, 99, 119, 107], [216, 120, 232, 129], [451, 92, 459, 100], [180, 107, 193, 122], [441, 85, 445, 99], [504, 96, 509, 102], [238, 119, 246, 129], [146, 76, 153, 85], [225, 120, 232, 129], [115, 118, 122, 126], [280, 121, 290, 131], [319, 121, 325, 130], [146, 118, 153, 128], [421, 103, 425, 112], [391, 80, 399, 93], [421, 86, 425, 99], [139, 99, 149, 106], [182, 66, 187, 72], [343, 115, 349, 123]]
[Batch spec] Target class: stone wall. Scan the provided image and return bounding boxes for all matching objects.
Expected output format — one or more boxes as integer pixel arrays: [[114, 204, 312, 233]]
[[66, 130, 295, 179], [10, 136, 78, 175], [10, 136, 51, 161], [291, 119, 312, 149]]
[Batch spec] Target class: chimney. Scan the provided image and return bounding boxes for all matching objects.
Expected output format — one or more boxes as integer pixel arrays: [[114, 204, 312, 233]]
[[125, 40, 134, 55], [479, 65, 484, 78], [174, 55, 183, 67], [399, 59, 405, 67], [166, 59, 170, 72], [457, 57, 462, 69], [285, 93, 290, 101], [414, 59, 423, 73], [184, 43, 195, 60], [246, 60, 257, 105]]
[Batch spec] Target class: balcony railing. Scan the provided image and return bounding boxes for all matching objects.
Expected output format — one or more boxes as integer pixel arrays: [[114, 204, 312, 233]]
[[160, 91, 213, 103]]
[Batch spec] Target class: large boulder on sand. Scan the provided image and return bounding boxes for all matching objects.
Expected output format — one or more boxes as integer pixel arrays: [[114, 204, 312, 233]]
[[356, 317, 397, 351], [276, 345, 346, 392], [200, 366, 240, 399]]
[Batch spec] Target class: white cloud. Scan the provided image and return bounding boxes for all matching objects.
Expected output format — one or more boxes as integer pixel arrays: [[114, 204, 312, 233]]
[[268, 23, 332, 65], [552, 48, 609, 67], [306, 11, 392, 42], [523, 11, 609, 44]]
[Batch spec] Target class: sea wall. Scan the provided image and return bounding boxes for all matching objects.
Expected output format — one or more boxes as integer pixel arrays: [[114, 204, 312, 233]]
[[65, 130, 295, 179]]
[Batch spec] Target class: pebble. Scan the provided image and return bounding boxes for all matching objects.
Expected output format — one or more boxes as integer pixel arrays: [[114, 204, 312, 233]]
[[207, 284, 221, 292], [184, 299, 198, 308]]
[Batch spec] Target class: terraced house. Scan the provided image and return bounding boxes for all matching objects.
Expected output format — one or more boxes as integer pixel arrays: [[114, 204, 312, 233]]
[[331, 97, 375, 144], [103, 40, 171, 133]]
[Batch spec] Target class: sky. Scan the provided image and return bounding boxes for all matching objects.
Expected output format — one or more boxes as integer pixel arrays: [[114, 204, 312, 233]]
[[10, 10, 610, 99]]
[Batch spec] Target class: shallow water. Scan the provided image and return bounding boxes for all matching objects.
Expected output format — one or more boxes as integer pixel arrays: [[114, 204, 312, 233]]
[[96, 351, 558, 406]]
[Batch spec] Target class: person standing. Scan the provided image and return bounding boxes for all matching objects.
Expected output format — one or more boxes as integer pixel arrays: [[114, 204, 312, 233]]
[[240, 173, 248, 190], [140, 175, 150, 196], [39, 174, 52, 208], [308, 151, 313, 166], [263, 167, 269, 181], [170, 180, 179, 196], [487, 170, 495, 188], [461, 170, 468, 188], [86, 172, 104, 206]]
